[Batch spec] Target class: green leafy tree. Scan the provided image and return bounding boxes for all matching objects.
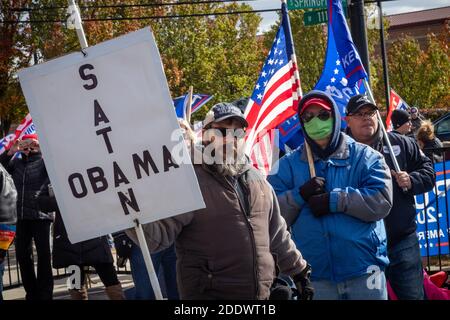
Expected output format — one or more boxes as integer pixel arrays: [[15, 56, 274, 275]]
[[387, 30, 450, 109]]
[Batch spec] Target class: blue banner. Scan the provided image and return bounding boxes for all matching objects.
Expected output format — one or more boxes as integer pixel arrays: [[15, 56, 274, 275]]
[[173, 94, 213, 119], [415, 161, 450, 257], [328, 0, 368, 86]]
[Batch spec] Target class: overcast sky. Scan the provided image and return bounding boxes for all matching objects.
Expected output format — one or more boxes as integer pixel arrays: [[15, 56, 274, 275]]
[[245, 0, 450, 31]]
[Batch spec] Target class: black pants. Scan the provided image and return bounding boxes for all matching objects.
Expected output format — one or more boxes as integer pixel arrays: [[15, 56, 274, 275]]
[[15, 220, 53, 300], [80, 263, 120, 287]]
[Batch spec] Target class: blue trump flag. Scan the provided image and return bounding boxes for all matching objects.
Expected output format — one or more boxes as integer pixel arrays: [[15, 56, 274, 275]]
[[280, 0, 368, 150], [173, 93, 213, 119], [329, 0, 367, 86], [314, 0, 367, 128], [415, 161, 450, 257]]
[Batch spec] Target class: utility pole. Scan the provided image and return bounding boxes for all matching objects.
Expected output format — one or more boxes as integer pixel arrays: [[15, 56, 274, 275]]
[[348, 0, 371, 83], [377, 0, 391, 111]]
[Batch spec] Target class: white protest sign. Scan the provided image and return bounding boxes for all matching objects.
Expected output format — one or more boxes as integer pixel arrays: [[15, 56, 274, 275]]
[[18, 27, 205, 243]]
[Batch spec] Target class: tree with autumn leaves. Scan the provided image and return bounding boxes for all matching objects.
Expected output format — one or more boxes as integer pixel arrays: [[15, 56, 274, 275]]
[[0, 1, 448, 135], [0, 0, 265, 130]]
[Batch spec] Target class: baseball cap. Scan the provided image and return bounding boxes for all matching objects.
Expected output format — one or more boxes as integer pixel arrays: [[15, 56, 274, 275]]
[[298, 97, 332, 115], [21, 134, 38, 141], [203, 102, 248, 129], [346, 94, 378, 115]]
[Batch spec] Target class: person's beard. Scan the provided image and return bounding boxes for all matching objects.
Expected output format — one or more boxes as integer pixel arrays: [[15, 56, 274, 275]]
[[203, 140, 247, 177]]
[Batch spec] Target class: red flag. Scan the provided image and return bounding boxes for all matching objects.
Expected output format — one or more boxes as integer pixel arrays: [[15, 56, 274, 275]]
[[386, 89, 410, 131]]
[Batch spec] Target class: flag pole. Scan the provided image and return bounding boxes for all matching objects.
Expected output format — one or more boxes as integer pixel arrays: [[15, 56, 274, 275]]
[[134, 219, 163, 300], [186, 86, 193, 124], [281, 0, 315, 177], [66, 0, 164, 299], [363, 79, 408, 192], [67, 0, 88, 49]]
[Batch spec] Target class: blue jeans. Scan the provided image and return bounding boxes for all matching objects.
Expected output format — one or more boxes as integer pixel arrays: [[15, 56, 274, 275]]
[[129, 242, 179, 300], [0, 260, 4, 301], [312, 271, 387, 300], [386, 233, 424, 300]]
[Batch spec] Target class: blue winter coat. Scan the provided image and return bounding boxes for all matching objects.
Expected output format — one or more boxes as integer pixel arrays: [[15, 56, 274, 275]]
[[268, 91, 393, 282]]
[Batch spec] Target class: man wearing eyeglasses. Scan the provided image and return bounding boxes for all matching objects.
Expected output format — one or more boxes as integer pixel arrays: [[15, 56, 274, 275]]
[[346, 94, 434, 300], [268, 91, 393, 300], [127, 102, 314, 300]]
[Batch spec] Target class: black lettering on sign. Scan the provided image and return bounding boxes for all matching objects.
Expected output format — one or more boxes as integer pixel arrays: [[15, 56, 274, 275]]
[[96, 127, 114, 154], [132, 150, 159, 179], [94, 100, 110, 126], [162, 145, 179, 172], [79, 64, 98, 90], [68, 173, 88, 198], [113, 161, 130, 187], [86, 167, 108, 193], [118, 188, 140, 215]]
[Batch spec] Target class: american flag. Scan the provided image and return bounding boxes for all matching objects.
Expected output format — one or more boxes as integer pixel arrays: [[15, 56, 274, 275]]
[[244, 2, 301, 175], [386, 88, 410, 131], [1, 113, 36, 153]]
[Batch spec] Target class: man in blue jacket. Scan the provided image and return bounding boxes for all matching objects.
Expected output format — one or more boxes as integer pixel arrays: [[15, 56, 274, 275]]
[[268, 91, 393, 300], [346, 94, 435, 300]]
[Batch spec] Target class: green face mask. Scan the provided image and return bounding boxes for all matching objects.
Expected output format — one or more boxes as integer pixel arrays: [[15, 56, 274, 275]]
[[303, 117, 333, 140]]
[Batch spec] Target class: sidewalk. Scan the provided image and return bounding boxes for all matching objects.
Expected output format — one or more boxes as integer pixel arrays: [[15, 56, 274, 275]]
[[3, 273, 136, 300]]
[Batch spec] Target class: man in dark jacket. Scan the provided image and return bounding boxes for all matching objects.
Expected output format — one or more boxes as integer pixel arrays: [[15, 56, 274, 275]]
[[0, 134, 54, 300], [391, 109, 413, 136], [346, 94, 435, 300], [127, 103, 314, 300]]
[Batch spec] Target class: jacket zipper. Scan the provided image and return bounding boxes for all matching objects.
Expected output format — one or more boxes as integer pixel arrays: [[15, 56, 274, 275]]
[[226, 177, 259, 299], [21, 164, 27, 220]]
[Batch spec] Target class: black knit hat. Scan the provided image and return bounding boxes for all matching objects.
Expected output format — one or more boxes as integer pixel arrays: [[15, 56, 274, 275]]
[[391, 109, 411, 129]]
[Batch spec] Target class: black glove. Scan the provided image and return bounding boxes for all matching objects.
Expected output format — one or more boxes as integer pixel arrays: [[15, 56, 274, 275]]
[[299, 177, 326, 202], [293, 264, 314, 300], [308, 193, 330, 217]]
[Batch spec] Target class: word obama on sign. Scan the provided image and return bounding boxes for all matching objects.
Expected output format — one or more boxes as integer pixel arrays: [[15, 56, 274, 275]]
[[18, 27, 205, 243]]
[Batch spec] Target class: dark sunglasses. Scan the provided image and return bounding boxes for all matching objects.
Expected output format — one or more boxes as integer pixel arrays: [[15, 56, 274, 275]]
[[22, 147, 35, 152], [301, 110, 332, 123], [208, 127, 246, 139]]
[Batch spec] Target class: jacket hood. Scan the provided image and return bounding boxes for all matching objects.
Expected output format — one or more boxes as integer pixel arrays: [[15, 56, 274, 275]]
[[298, 90, 343, 159]]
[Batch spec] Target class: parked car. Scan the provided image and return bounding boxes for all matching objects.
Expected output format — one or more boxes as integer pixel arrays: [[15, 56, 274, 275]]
[[433, 112, 450, 142]]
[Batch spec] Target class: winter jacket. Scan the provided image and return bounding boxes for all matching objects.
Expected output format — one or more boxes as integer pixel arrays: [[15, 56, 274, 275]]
[[126, 162, 308, 300], [0, 163, 17, 224], [37, 179, 113, 268], [0, 152, 52, 221], [348, 128, 435, 248], [268, 90, 393, 283]]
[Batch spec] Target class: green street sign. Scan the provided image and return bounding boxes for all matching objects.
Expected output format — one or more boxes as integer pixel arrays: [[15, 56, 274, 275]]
[[288, 0, 348, 11], [287, 0, 328, 10], [303, 3, 348, 26], [303, 9, 329, 26]]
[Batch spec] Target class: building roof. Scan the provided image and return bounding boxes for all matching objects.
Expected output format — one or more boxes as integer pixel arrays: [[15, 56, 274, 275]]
[[387, 6, 450, 27]]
